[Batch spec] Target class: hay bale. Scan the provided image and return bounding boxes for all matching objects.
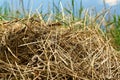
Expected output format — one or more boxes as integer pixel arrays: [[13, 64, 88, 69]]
[[0, 18, 120, 80]]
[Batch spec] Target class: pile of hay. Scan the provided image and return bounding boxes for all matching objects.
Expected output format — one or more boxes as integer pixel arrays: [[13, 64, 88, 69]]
[[0, 18, 120, 80]]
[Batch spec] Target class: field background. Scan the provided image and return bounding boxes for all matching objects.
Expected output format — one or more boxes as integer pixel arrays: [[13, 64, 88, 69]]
[[0, 0, 120, 80]]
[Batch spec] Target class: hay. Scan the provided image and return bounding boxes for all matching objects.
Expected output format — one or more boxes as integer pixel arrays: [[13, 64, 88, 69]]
[[0, 18, 120, 80]]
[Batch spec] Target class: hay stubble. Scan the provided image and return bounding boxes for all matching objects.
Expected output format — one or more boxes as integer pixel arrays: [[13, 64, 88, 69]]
[[0, 18, 120, 80]]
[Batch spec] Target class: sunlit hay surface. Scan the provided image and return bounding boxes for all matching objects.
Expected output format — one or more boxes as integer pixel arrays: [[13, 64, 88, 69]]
[[0, 17, 120, 80]]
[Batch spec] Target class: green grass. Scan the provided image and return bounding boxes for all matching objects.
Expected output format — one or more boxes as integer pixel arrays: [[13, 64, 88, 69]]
[[109, 14, 120, 50], [0, 1, 11, 20]]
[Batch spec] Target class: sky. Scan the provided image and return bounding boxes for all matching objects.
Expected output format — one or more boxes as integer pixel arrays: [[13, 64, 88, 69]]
[[0, 0, 120, 7], [0, 0, 120, 14], [105, 0, 119, 6]]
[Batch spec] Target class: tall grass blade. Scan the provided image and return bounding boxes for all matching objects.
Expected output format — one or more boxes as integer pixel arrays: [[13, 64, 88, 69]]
[[71, 0, 75, 20], [79, 0, 83, 19], [60, 1, 65, 20]]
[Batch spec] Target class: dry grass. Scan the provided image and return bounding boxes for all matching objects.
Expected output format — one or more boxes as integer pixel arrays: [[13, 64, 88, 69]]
[[0, 17, 120, 80]]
